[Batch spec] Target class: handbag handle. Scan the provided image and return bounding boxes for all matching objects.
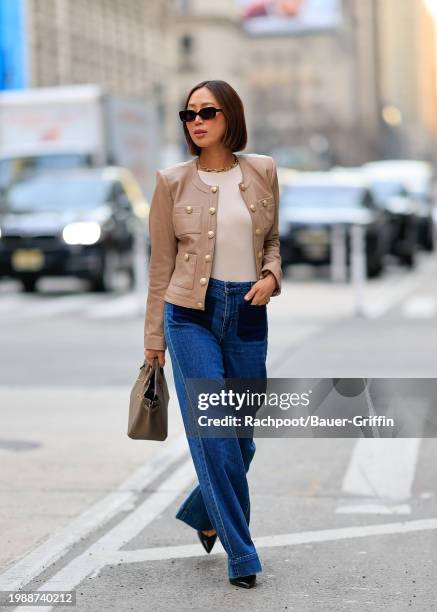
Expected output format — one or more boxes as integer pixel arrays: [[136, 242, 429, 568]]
[[142, 358, 160, 412], [141, 356, 163, 373]]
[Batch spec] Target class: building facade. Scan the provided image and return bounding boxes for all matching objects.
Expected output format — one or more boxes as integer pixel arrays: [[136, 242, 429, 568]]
[[2, 0, 437, 166]]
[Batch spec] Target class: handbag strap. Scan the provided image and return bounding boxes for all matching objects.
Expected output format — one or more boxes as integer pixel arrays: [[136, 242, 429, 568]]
[[142, 357, 160, 398], [142, 357, 163, 375]]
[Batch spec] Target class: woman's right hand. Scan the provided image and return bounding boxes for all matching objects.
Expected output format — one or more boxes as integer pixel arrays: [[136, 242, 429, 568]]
[[144, 348, 165, 368]]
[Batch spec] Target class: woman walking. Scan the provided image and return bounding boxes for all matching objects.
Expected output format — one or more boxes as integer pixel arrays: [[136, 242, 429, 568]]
[[144, 79, 282, 589]]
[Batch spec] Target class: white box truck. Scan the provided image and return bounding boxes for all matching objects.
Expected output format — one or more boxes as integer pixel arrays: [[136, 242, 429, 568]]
[[0, 83, 160, 198]]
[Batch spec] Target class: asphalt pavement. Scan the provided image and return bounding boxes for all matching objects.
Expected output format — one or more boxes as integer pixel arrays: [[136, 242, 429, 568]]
[[0, 254, 436, 611]]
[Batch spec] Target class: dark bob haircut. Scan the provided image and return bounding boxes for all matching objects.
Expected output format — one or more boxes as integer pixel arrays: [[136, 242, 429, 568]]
[[181, 80, 247, 157]]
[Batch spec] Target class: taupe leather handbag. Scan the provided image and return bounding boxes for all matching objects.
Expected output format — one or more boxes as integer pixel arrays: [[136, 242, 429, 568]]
[[128, 358, 169, 441]]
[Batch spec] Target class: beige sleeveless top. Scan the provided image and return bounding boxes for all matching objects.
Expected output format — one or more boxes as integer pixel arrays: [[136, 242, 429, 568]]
[[197, 164, 257, 282]]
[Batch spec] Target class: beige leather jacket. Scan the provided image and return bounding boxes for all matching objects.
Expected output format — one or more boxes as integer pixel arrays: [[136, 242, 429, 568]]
[[144, 153, 282, 350]]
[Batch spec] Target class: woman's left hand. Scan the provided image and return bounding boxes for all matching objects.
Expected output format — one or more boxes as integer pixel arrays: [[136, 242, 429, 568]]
[[243, 272, 277, 305]]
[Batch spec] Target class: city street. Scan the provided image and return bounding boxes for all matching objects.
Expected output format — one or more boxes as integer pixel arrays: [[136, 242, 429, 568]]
[[2, 0, 437, 610], [0, 252, 436, 611]]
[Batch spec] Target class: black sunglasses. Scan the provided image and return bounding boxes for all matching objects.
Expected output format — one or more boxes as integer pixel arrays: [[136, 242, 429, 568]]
[[179, 107, 223, 122]]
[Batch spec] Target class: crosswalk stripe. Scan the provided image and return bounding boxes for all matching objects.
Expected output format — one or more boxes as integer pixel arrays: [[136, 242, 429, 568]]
[[401, 295, 437, 318], [4, 458, 196, 612], [0, 434, 190, 593], [336, 438, 421, 515], [364, 253, 437, 318], [104, 517, 437, 564], [0, 295, 34, 313]]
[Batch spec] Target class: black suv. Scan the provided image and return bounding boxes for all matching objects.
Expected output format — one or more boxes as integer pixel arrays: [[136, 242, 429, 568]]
[[0, 167, 149, 292]]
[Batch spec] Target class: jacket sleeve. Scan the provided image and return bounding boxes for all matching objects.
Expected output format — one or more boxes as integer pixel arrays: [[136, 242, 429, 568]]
[[261, 157, 282, 297], [144, 170, 177, 351]]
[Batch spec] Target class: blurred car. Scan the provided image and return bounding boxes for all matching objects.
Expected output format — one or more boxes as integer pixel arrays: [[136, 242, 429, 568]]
[[0, 166, 149, 292], [363, 160, 435, 252], [363, 177, 419, 268], [278, 171, 391, 278]]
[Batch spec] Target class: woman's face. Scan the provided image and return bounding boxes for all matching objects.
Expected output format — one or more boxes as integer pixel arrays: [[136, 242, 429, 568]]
[[185, 87, 227, 150]]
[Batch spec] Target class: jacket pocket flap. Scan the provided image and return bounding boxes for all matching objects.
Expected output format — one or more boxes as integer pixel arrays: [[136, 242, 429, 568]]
[[174, 205, 203, 214]]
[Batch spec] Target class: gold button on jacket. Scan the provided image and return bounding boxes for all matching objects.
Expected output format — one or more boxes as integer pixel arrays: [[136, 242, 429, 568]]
[[144, 154, 282, 351]]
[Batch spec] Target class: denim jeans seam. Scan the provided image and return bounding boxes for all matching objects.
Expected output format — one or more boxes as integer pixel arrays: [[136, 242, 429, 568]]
[[218, 288, 228, 343], [164, 313, 234, 556], [230, 552, 260, 563], [177, 487, 202, 520], [179, 461, 249, 524]]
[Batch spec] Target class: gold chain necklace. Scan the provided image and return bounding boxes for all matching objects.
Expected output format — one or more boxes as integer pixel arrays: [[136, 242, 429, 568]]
[[197, 154, 239, 172]]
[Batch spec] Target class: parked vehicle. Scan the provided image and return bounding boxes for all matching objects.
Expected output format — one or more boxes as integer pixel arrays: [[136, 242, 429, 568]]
[[362, 160, 435, 252], [0, 83, 160, 197], [365, 177, 419, 268], [278, 171, 391, 277], [0, 166, 149, 292]]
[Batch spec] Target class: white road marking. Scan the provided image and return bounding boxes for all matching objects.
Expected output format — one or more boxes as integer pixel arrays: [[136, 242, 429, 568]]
[[4, 431, 433, 611], [0, 433, 190, 593], [12, 515, 437, 611], [364, 255, 437, 318], [101, 517, 437, 564], [336, 501, 411, 514], [401, 295, 437, 318], [11, 457, 197, 612], [0, 295, 33, 313], [336, 438, 421, 514]]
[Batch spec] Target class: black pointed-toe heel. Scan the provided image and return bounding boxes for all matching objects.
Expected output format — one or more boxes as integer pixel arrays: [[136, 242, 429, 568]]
[[229, 574, 257, 589], [197, 530, 217, 554]]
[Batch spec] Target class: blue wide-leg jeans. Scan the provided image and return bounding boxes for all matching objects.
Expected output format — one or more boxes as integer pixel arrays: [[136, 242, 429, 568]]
[[164, 277, 268, 579]]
